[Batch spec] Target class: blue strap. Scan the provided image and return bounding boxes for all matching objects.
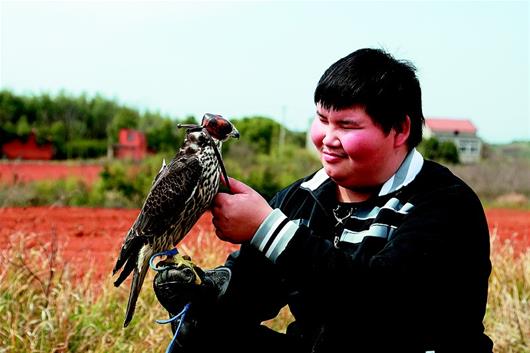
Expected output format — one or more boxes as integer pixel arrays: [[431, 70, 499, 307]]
[[149, 248, 192, 353], [149, 248, 179, 271], [157, 303, 191, 353]]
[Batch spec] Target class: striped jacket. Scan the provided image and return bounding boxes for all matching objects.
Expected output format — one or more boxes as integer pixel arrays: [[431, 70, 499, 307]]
[[214, 149, 494, 353]]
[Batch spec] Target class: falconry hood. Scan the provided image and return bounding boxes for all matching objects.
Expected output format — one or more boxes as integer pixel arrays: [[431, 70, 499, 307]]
[[177, 113, 239, 192], [201, 113, 240, 141]]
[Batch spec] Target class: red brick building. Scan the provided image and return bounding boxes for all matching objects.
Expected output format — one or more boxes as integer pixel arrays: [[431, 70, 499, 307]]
[[1, 131, 54, 160], [113, 128, 148, 160]]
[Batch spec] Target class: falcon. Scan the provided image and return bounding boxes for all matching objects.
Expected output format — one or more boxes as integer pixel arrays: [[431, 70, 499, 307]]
[[112, 113, 239, 327]]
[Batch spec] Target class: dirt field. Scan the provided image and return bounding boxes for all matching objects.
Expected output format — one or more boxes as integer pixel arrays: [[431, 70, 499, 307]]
[[485, 208, 530, 252], [0, 207, 238, 282], [0, 207, 528, 281]]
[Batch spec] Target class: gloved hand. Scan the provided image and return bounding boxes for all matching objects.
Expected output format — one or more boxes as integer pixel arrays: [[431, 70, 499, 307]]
[[153, 256, 232, 350]]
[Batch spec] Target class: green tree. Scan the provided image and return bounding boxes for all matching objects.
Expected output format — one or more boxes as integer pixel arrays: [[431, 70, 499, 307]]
[[89, 95, 119, 139], [439, 140, 459, 164], [139, 113, 178, 153], [419, 137, 459, 164], [231, 116, 280, 154], [16, 115, 32, 137], [0, 90, 26, 126], [107, 108, 140, 143], [419, 138, 440, 160]]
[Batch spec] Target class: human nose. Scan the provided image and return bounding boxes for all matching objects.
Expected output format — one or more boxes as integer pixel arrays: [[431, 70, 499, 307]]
[[321, 125, 341, 148]]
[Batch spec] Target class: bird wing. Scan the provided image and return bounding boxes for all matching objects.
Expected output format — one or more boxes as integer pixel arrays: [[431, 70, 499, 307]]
[[137, 156, 203, 241], [113, 156, 203, 276]]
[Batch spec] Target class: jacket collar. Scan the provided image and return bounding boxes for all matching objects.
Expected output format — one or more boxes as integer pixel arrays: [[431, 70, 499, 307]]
[[300, 148, 424, 197], [378, 148, 424, 196]]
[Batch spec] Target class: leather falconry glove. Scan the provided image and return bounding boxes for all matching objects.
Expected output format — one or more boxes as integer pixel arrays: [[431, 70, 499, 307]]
[[153, 257, 232, 351]]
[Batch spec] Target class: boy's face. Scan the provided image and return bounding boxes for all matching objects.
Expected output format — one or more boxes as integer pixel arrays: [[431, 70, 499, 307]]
[[310, 104, 406, 191]]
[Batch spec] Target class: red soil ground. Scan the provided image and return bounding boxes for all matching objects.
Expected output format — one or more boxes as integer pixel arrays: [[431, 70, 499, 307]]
[[0, 207, 238, 283], [0, 207, 528, 283], [0, 161, 102, 184]]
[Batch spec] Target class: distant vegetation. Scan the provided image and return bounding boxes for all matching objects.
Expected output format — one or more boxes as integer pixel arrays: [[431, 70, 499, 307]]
[[490, 140, 530, 159], [0, 90, 320, 203], [0, 90, 193, 158], [1, 90, 528, 207], [418, 137, 460, 164], [449, 143, 530, 208]]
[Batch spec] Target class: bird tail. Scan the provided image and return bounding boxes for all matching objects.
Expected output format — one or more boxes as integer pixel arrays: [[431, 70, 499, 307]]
[[113, 228, 142, 276], [123, 261, 149, 327]]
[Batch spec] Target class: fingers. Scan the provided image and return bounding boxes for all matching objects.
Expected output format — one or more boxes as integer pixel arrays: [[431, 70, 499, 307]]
[[220, 177, 252, 194], [211, 206, 223, 236], [211, 210, 232, 243], [211, 194, 227, 217], [215, 228, 237, 244]]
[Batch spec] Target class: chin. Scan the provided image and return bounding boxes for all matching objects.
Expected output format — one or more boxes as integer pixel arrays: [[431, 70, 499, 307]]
[[323, 166, 362, 189], [323, 165, 345, 182]]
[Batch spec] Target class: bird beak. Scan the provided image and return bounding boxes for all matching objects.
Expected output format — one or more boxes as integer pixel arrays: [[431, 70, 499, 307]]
[[230, 128, 240, 139]]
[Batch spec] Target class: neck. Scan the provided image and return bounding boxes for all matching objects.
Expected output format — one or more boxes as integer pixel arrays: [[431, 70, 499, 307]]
[[336, 185, 378, 203]]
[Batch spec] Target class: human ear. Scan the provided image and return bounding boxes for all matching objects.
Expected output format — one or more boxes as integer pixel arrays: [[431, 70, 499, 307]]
[[394, 115, 411, 148]]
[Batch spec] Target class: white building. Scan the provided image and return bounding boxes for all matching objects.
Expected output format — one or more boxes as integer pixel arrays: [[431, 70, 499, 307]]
[[424, 118, 482, 163]]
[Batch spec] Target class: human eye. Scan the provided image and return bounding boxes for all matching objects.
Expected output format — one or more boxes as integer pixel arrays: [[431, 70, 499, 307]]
[[317, 113, 328, 124], [340, 120, 362, 129]]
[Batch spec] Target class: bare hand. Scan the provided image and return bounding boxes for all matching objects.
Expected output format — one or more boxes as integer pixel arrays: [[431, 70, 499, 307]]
[[211, 178, 273, 243]]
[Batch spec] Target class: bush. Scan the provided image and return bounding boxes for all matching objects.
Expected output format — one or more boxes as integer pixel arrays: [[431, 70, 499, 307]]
[[224, 143, 321, 200], [438, 140, 459, 164], [419, 137, 460, 164], [92, 154, 178, 208], [0, 178, 91, 207], [65, 139, 108, 159]]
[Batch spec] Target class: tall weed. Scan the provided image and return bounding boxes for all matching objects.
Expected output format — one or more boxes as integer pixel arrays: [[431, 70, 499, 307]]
[[486, 230, 530, 352], [0, 232, 169, 352]]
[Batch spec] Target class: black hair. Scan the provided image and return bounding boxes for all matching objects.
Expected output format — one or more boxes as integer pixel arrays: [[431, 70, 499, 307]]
[[314, 48, 425, 149]]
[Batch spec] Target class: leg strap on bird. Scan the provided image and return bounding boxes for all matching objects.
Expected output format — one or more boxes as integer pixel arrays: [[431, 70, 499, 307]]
[[149, 248, 202, 285], [149, 248, 179, 270]]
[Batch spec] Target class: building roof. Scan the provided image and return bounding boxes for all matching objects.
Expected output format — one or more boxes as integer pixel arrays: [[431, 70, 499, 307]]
[[425, 118, 477, 134]]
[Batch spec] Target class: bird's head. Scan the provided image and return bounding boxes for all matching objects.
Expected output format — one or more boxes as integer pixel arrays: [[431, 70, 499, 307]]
[[201, 113, 240, 142]]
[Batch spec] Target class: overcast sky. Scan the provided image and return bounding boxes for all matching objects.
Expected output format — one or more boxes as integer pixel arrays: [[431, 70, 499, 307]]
[[1, 0, 528, 143]]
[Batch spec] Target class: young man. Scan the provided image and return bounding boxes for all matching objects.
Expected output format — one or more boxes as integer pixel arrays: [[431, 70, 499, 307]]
[[154, 48, 494, 352]]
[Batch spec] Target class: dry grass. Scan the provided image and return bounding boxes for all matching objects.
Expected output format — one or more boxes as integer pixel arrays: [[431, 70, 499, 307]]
[[0, 228, 528, 352], [0, 232, 169, 353], [486, 230, 530, 352]]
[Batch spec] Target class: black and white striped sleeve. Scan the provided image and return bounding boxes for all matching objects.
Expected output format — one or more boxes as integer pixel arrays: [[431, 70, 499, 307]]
[[250, 208, 299, 263]]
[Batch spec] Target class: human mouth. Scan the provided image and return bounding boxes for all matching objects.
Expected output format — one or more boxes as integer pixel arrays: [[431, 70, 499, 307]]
[[321, 150, 347, 163]]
